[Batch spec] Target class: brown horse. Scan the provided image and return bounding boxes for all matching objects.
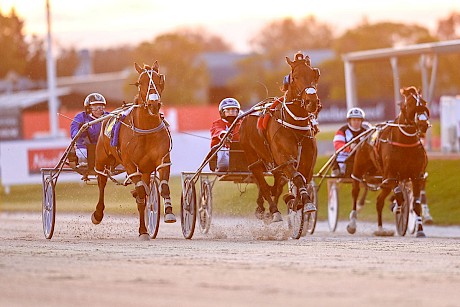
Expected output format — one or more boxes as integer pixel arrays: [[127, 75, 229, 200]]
[[347, 86, 430, 237], [239, 52, 321, 223], [92, 61, 176, 239]]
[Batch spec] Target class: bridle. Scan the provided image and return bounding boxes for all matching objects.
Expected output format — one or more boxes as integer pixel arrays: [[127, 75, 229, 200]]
[[287, 63, 320, 112], [136, 68, 164, 116], [401, 92, 430, 135]]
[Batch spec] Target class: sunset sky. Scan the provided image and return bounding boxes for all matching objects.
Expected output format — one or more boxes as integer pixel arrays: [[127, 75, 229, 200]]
[[1, 0, 459, 52]]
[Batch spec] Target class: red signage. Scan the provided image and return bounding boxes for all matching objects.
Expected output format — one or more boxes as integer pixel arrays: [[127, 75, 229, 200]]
[[28, 148, 66, 174]]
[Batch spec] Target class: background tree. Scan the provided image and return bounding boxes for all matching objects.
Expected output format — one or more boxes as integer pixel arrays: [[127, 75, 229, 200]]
[[24, 34, 46, 80], [177, 27, 232, 52], [0, 8, 28, 78], [55, 47, 80, 77], [433, 12, 460, 96], [437, 12, 460, 40], [231, 16, 334, 103], [132, 31, 209, 105], [324, 21, 437, 104], [92, 46, 134, 74]]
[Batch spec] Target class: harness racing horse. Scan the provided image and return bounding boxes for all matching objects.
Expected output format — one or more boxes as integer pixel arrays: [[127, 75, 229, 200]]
[[239, 52, 321, 224], [347, 86, 430, 237], [93, 61, 176, 239]]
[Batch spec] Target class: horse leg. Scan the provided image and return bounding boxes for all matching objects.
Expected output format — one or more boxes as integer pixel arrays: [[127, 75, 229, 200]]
[[91, 174, 107, 224], [130, 174, 149, 239], [249, 161, 282, 222], [272, 171, 288, 206], [373, 187, 394, 236], [420, 176, 433, 224], [347, 179, 361, 234], [357, 184, 368, 210], [158, 164, 176, 223], [285, 165, 316, 213], [412, 179, 426, 238]]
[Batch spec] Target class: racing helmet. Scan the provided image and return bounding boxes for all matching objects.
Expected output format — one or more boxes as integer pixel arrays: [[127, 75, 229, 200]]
[[218, 98, 240, 118], [84, 93, 106, 108], [346, 107, 365, 120]]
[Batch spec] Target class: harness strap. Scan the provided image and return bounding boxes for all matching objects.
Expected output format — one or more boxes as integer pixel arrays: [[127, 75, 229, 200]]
[[276, 119, 312, 131], [132, 121, 165, 134], [387, 140, 422, 147]]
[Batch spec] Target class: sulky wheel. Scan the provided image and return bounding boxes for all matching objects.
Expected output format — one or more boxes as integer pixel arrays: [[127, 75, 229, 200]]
[[181, 177, 197, 239], [395, 181, 412, 236], [287, 198, 305, 240], [327, 180, 339, 232], [198, 179, 213, 234], [42, 174, 56, 239], [302, 180, 318, 236], [145, 176, 160, 239]]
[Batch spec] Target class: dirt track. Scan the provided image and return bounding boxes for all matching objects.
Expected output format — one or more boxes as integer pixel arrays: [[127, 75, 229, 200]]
[[1, 212, 460, 307]]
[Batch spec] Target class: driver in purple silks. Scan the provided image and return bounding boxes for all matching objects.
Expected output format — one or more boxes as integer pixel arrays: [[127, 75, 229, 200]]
[[69, 93, 109, 167]]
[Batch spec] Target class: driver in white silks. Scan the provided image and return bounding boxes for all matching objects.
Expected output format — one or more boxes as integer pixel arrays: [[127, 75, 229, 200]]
[[69, 93, 109, 167], [332, 107, 371, 177]]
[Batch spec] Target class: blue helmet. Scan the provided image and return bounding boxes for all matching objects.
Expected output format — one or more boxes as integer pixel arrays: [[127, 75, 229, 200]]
[[219, 98, 240, 112], [219, 98, 240, 118]]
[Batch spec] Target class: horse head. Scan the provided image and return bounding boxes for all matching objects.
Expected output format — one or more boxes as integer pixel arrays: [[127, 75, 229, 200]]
[[285, 52, 321, 113], [134, 61, 165, 116], [400, 86, 430, 135]]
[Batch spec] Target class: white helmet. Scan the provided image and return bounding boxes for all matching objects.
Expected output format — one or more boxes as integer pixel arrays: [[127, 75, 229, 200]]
[[346, 107, 365, 120], [219, 98, 240, 112], [84, 93, 106, 108]]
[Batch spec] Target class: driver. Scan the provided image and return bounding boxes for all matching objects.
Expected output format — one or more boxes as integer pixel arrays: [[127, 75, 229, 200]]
[[210, 98, 242, 171], [69, 93, 109, 167], [332, 107, 369, 176]]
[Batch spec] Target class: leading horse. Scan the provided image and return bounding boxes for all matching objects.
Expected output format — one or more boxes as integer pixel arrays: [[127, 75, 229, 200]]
[[93, 61, 176, 239], [347, 86, 430, 237], [239, 52, 321, 223]]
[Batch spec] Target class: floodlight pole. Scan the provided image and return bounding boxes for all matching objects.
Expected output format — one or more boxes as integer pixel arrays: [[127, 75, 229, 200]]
[[46, 0, 59, 138]]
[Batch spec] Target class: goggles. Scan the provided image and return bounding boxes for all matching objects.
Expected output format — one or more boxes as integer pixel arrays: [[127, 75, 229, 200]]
[[91, 105, 105, 111]]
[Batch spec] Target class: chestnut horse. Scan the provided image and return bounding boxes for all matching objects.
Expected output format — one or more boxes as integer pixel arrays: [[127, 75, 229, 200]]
[[347, 86, 430, 237], [239, 52, 321, 223], [92, 61, 176, 239]]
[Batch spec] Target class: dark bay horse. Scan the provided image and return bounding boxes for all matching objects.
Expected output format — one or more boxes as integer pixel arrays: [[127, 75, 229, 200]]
[[347, 86, 430, 237], [239, 52, 321, 223], [93, 61, 176, 239]]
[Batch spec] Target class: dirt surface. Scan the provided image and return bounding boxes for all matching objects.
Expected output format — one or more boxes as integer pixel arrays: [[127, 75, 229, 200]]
[[1, 212, 460, 307]]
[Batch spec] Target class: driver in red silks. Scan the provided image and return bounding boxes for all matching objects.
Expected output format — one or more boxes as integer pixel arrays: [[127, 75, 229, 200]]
[[210, 98, 242, 171]]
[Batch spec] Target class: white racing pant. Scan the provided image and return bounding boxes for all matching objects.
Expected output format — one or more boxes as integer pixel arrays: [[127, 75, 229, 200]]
[[217, 149, 230, 172]]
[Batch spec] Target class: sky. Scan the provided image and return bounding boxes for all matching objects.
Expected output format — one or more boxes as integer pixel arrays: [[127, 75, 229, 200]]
[[1, 0, 459, 53]]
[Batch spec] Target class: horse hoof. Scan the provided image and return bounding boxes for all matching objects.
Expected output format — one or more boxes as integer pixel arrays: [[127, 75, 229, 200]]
[[347, 223, 356, 234], [373, 228, 394, 237], [304, 203, 316, 213], [255, 208, 265, 220], [271, 212, 283, 223], [423, 217, 433, 225], [91, 212, 102, 225], [138, 233, 150, 241], [164, 213, 177, 223], [416, 230, 426, 238]]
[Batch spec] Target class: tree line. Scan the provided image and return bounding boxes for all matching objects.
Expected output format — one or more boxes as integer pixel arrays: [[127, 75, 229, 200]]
[[1, 7, 460, 107]]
